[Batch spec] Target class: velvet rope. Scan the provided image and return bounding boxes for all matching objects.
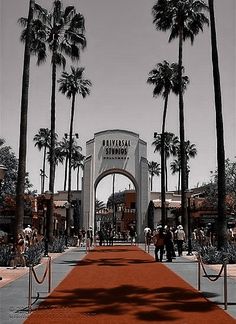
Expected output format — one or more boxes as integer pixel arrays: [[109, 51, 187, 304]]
[[198, 254, 225, 282], [31, 257, 51, 284]]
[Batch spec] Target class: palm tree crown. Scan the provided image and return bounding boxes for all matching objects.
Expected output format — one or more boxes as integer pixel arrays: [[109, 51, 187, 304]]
[[58, 66, 92, 98], [152, 0, 209, 43], [148, 161, 161, 191], [33, 128, 51, 193], [19, 0, 86, 66]]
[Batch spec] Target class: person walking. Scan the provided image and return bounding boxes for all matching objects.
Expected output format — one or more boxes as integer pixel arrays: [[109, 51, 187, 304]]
[[153, 226, 165, 262], [144, 227, 151, 251], [175, 225, 186, 256], [129, 226, 136, 245], [164, 226, 174, 262]]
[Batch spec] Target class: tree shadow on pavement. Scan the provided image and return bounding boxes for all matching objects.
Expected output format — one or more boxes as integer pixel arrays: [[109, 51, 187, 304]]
[[34, 284, 222, 322]]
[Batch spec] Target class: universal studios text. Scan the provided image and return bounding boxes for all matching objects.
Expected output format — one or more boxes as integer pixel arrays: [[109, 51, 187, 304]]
[[102, 139, 131, 156]]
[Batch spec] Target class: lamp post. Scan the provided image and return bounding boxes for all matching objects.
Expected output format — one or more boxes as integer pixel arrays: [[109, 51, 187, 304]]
[[186, 193, 193, 256], [0, 165, 7, 281], [64, 201, 71, 247], [44, 191, 52, 257], [65, 132, 79, 241]]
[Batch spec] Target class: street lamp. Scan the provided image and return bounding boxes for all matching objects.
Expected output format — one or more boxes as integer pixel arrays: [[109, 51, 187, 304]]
[[64, 201, 71, 247], [186, 190, 193, 256], [44, 191, 52, 257], [65, 132, 79, 241]]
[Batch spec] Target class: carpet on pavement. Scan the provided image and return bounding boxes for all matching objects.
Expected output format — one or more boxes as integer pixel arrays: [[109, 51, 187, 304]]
[[24, 245, 235, 324]]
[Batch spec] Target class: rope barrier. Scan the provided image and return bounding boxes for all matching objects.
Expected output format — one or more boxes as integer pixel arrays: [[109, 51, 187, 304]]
[[32, 260, 50, 284], [198, 256, 224, 281], [28, 256, 52, 313], [197, 253, 228, 310]]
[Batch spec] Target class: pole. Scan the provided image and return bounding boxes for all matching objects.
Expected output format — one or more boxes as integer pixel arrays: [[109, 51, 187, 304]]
[[112, 173, 115, 230], [187, 197, 192, 255], [224, 260, 227, 310], [197, 255, 201, 291], [28, 265, 32, 313]]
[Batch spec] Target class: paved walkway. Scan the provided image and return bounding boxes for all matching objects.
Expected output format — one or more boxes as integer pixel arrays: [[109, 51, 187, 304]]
[[0, 244, 235, 323]]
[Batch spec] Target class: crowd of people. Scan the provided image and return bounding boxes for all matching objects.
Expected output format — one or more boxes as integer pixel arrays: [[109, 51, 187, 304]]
[[146, 225, 185, 263], [144, 223, 236, 263]]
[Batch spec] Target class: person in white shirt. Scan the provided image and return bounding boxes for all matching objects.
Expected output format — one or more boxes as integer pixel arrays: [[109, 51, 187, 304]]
[[175, 225, 186, 256]]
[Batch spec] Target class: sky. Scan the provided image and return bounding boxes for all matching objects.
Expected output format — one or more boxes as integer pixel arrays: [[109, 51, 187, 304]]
[[0, 0, 236, 203]]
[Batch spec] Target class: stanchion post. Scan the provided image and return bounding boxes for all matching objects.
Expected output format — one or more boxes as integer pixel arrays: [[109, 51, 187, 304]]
[[48, 256, 52, 293], [197, 255, 201, 291], [224, 260, 227, 310], [28, 265, 33, 313]]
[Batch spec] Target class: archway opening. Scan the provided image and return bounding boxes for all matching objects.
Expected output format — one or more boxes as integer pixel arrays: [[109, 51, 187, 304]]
[[95, 173, 137, 243]]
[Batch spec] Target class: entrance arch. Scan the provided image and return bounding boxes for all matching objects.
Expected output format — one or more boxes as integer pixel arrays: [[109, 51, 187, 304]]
[[82, 129, 149, 240]]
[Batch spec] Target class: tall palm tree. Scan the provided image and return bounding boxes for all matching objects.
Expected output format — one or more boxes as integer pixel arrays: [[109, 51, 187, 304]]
[[19, 1, 86, 242], [148, 161, 161, 191], [71, 150, 84, 190], [208, 0, 227, 249], [152, 0, 208, 233], [147, 61, 182, 224], [15, 0, 35, 243], [58, 66, 92, 236], [33, 128, 51, 193]]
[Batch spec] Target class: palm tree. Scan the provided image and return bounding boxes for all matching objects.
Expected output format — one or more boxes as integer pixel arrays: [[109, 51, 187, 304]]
[[33, 128, 51, 193], [71, 150, 84, 190], [59, 136, 82, 190], [170, 140, 197, 192], [15, 0, 35, 243], [184, 140, 197, 189], [148, 61, 188, 225], [148, 161, 161, 191], [19, 0, 86, 242], [152, 132, 180, 190], [58, 66, 92, 236], [58, 136, 70, 190], [147, 61, 180, 224], [208, 0, 227, 249], [152, 0, 208, 233], [170, 159, 181, 193]]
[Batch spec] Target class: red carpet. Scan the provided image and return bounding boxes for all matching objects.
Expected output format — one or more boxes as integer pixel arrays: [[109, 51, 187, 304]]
[[24, 245, 235, 323]]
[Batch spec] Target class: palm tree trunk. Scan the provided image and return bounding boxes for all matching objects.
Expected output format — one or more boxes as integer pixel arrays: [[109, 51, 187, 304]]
[[178, 170, 181, 194], [64, 155, 68, 191], [150, 174, 153, 191], [161, 96, 168, 225], [67, 94, 76, 237], [15, 0, 35, 243], [208, 0, 227, 249], [178, 28, 188, 235], [42, 144, 47, 193], [48, 58, 57, 242], [165, 160, 168, 192], [77, 167, 80, 190]]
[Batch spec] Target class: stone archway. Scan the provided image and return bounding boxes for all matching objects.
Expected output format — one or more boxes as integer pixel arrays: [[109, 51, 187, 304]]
[[82, 129, 149, 240]]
